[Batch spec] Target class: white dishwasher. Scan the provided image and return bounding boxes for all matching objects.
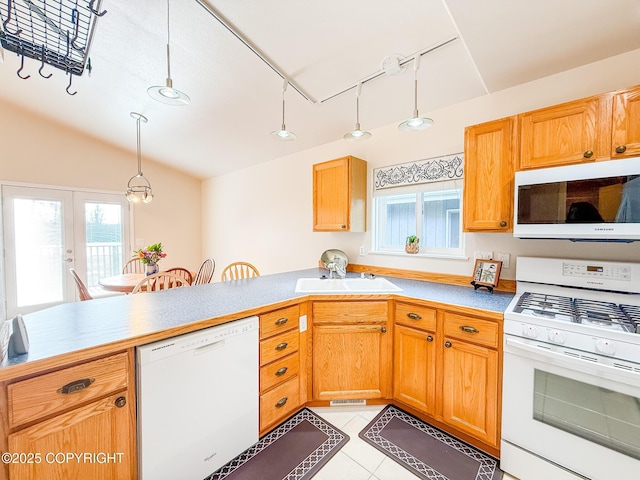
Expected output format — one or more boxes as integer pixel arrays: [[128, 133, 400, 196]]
[[137, 316, 259, 480]]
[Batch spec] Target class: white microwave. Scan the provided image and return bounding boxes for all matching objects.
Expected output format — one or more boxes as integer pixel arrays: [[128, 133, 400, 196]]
[[513, 157, 640, 241]]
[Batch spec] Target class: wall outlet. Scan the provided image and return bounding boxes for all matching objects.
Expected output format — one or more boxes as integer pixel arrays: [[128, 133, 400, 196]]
[[474, 251, 493, 260], [299, 315, 307, 332], [496, 252, 511, 269], [359, 246, 365, 256]]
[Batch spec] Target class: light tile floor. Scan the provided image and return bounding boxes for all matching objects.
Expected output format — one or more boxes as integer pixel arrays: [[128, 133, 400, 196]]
[[309, 405, 519, 480]]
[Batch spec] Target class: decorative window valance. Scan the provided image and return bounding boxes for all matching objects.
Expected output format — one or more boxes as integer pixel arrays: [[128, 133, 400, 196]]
[[373, 153, 464, 190]]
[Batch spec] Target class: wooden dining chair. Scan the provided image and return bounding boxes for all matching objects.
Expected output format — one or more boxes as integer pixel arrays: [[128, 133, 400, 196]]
[[131, 272, 189, 294], [122, 257, 145, 274], [193, 258, 215, 285], [69, 268, 93, 301], [165, 267, 193, 285], [221, 262, 260, 282]]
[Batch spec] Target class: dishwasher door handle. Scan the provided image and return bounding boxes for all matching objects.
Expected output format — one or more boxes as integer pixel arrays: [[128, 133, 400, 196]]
[[193, 339, 225, 355]]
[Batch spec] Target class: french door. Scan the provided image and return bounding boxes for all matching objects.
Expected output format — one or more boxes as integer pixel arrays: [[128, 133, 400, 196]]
[[2, 185, 131, 317]]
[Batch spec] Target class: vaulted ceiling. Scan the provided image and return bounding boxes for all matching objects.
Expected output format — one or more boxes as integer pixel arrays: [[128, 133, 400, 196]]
[[2, 0, 640, 178]]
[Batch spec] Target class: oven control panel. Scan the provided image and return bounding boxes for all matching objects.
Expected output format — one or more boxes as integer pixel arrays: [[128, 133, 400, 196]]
[[562, 262, 631, 281]]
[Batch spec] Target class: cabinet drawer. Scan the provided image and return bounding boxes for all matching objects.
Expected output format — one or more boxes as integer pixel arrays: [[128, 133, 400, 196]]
[[260, 329, 299, 366], [313, 301, 388, 324], [443, 313, 499, 348], [260, 305, 299, 339], [8, 352, 129, 428], [260, 352, 299, 393], [260, 375, 300, 431], [395, 302, 437, 331]]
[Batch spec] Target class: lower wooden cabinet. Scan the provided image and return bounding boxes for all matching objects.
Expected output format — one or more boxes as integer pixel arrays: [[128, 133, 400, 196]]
[[312, 301, 392, 401], [393, 302, 502, 453]]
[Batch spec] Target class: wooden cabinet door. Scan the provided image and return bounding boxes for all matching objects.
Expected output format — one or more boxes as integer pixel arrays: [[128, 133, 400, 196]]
[[312, 323, 390, 400], [441, 338, 499, 447], [313, 156, 367, 232], [518, 95, 610, 169], [393, 324, 436, 415], [611, 85, 640, 159], [463, 117, 516, 232], [8, 392, 135, 480]]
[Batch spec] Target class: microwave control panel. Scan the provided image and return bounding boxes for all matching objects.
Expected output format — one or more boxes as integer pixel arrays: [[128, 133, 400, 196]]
[[562, 262, 631, 281]]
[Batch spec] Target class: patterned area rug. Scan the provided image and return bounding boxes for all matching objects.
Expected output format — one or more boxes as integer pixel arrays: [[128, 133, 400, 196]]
[[206, 408, 349, 480], [359, 405, 503, 480]]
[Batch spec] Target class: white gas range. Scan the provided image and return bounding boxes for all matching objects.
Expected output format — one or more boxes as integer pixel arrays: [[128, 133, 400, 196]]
[[500, 257, 640, 480]]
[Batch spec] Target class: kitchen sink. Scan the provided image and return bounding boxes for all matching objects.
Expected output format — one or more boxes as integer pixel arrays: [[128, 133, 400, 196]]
[[295, 277, 402, 294]]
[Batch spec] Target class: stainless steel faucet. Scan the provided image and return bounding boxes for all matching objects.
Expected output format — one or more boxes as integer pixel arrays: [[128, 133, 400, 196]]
[[327, 259, 347, 279]]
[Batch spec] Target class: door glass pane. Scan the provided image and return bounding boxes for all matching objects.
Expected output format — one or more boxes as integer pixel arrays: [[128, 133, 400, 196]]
[[534, 370, 640, 460], [13, 198, 64, 307], [84, 202, 124, 287]]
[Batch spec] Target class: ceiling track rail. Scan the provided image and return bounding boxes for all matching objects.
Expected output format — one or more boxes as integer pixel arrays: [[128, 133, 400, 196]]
[[194, 0, 317, 103]]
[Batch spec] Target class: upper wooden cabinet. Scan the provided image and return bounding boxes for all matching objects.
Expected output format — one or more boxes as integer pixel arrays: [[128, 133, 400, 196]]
[[611, 84, 640, 159], [518, 94, 612, 170], [463, 116, 516, 232], [313, 156, 367, 232]]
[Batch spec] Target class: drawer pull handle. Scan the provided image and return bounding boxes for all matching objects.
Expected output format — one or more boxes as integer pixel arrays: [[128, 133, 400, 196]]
[[57, 378, 94, 394], [275, 317, 288, 326], [426, 335, 434, 342], [275, 397, 288, 408], [114, 396, 127, 408], [275, 367, 288, 377], [615, 145, 627, 154], [407, 312, 422, 320], [460, 325, 479, 334], [583, 150, 594, 159], [275, 342, 288, 351]]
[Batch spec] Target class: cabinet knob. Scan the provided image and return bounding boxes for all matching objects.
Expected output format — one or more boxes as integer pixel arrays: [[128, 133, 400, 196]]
[[381, 326, 387, 333], [444, 341, 452, 348], [460, 325, 479, 334], [275, 342, 288, 351], [340, 225, 347, 229], [407, 312, 422, 320], [615, 145, 627, 154], [275, 317, 288, 326], [275, 367, 288, 377], [114, 396, 127, 408], [275, 397, 288, 408], [499, 221, 507, 227], [583, 150, 594, 158], [426, 335, 434, 342]]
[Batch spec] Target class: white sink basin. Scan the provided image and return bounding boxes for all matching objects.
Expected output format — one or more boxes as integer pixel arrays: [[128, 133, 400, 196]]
[[295, 277, 402, 294]]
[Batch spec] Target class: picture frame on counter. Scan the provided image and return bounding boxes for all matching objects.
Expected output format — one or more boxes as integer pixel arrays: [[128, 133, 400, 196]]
[[471, 259, 502, 293]]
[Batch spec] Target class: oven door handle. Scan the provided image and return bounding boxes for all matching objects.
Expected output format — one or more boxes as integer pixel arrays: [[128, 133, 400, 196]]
[[504, 337, 640, 384]]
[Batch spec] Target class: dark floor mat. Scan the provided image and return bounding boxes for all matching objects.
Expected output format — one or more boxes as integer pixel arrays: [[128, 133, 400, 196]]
[[206, 408, 349, 480], [359, 405, 502, 480]]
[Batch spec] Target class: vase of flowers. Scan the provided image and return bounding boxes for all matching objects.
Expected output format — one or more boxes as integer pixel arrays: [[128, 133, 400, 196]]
[[405, 235, 420, 254], [134, 243, 167, 276]]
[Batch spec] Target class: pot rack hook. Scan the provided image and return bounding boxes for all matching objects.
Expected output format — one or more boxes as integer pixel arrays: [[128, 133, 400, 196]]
[[65, 69, 77, 96], [16, 51, 30, 80], [88, 0, 107, 17], [3, 0, 23, 35], [70, 9, 81, 50], [38, 45, 52, 79]]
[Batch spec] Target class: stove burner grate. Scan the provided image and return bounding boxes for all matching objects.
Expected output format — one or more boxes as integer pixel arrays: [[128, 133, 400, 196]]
[[513, 293, 575, 320], [574, 299, 635, 332], [620, 304, 640, 333]]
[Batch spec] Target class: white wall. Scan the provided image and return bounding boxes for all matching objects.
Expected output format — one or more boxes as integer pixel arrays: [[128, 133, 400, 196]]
[[203, 49, 640, 281]]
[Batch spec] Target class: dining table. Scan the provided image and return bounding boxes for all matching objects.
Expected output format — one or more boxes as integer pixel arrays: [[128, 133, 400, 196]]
[[99, 273, 146, 293]]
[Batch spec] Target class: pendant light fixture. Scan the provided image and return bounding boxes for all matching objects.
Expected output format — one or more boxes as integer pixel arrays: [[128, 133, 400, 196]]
[[125, 113, 154, 204], [398, 54, 433, 132], [343, 83, 372, 141], [148, 0, 190, 106], [270, 79, 296, 141]]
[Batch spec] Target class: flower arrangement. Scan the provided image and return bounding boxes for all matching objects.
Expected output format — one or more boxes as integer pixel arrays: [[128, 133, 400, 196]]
[[134, 243, 167, 265]]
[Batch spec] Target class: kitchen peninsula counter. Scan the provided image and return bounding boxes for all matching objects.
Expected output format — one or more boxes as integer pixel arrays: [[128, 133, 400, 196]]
[[0, 268, 513, 381]]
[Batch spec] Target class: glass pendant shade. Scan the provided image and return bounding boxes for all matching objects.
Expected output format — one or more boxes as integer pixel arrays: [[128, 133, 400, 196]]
[[344, 83, 372, 141], [148, 0, 190, 106], [398, 55, 433, 132], [271, 79, 296, 141], [126, 113, 154, 204]]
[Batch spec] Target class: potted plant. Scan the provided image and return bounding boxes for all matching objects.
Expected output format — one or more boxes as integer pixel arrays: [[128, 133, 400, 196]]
[[405, 235, 420, 254], [134, 243, 167, 275]]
